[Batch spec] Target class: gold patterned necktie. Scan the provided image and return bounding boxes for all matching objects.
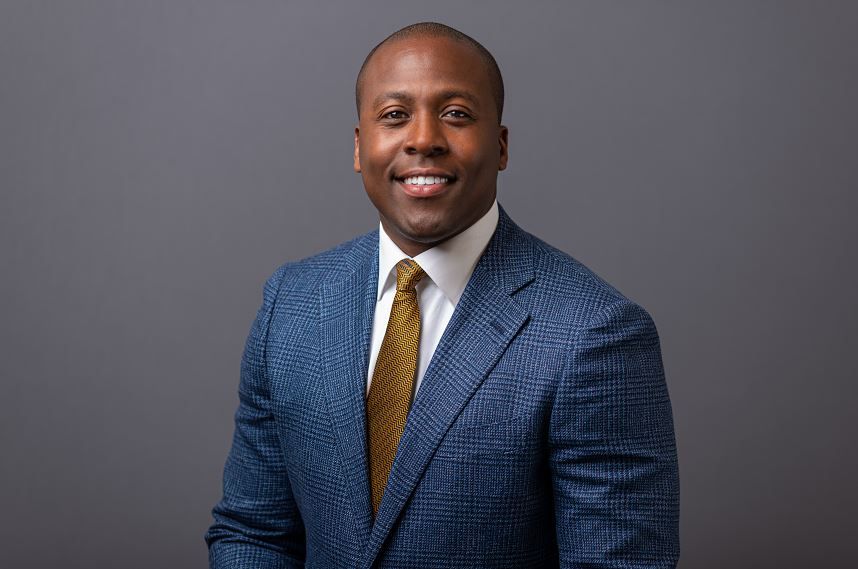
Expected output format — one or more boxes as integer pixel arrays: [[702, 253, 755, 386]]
[[366, 258, 426, 516]]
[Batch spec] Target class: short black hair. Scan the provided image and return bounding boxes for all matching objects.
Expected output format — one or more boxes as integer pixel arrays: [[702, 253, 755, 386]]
[[355, 22, 505, 123]]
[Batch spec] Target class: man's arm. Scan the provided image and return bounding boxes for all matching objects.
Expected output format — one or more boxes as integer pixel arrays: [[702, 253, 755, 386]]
[[205, 267, 306, 569], [550, 299, 680, 568]]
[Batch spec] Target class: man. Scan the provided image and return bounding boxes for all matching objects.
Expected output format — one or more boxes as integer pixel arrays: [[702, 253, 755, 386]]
[[206, 22, 679, 568]]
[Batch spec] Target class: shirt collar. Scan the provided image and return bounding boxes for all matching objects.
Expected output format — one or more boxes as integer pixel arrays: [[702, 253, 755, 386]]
[[376, 199, 499, 305]]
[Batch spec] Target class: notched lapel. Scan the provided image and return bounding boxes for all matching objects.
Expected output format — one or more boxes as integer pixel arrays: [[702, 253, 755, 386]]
[[361, 206, 535, 568], [319, 236, 379, 549]]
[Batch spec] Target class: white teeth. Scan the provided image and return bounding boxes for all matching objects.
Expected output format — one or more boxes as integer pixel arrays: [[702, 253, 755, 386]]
[[403, 176, 449, 185]]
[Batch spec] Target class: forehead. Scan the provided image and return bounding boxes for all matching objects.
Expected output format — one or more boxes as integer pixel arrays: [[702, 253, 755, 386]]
[[361, 36, 492, 102]]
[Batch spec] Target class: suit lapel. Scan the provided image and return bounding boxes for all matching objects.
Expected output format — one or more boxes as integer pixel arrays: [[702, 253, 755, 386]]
[[361, 206, 535, 568], [319, 233, 379, 549]]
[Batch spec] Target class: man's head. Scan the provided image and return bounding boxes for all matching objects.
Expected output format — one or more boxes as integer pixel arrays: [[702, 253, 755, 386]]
[[353, 23, 508, 257]]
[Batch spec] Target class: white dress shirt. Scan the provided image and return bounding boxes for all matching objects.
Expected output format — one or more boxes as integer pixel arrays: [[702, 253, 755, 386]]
[[366, 200, 499, 397]]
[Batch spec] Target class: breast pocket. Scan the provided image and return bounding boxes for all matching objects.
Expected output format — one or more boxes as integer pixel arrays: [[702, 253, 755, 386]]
[[428, 414, 543, 499], [438, 411, 543, 457]]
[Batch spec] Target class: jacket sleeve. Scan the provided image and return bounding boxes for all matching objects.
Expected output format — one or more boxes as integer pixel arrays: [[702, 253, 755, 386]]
[[205, 266, 306, 568], [550, 299, 680, 568]]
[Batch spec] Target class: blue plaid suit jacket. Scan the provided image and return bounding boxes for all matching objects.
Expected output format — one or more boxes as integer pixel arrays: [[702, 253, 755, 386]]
[[206, 205, 679, 568]]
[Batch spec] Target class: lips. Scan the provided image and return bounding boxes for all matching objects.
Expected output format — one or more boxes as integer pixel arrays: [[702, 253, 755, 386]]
[[393, 169, 456, 198]]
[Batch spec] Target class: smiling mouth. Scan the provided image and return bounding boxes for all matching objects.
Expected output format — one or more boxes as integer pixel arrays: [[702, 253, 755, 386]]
[[397, 175, 453, 185], [394, 175, 456, 198]]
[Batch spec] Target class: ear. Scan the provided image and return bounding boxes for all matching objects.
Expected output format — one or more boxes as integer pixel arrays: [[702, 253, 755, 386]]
[[498, 125, 509, 171], [353, 126, 361, 173]]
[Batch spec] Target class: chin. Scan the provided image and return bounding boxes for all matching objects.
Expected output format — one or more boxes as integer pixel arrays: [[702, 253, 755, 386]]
[[400, 214, 450, 243]]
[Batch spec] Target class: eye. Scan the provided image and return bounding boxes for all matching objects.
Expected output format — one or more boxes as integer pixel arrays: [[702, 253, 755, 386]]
[[443, 109, 472, 120], [381, 110, 409, 120]]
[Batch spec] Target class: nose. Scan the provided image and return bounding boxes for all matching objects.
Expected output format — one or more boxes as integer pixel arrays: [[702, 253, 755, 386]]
[[404, 112, 448, 157]]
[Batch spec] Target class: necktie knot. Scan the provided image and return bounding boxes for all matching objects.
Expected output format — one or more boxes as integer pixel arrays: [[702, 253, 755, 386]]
[[395, 259, 425, 292]]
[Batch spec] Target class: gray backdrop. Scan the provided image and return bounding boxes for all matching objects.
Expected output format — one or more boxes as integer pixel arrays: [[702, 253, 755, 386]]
[[2, 1, 856, 568]]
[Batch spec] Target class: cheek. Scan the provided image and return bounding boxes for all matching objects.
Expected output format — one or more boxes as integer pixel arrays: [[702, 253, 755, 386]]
[[456, 135, 500, 171], [360, 135, 399, 173]]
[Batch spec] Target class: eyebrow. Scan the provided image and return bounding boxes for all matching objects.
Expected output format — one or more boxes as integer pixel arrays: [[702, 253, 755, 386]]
[[372, 90, 480, 109]]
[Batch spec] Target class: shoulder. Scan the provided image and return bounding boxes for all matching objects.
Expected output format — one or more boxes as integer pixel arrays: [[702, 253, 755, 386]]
[[262, 228, 377, 301], [513, 226, 655, 330]]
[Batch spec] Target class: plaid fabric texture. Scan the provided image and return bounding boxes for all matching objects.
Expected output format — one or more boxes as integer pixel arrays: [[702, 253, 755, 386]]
[[206, 204, 679, 568]]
